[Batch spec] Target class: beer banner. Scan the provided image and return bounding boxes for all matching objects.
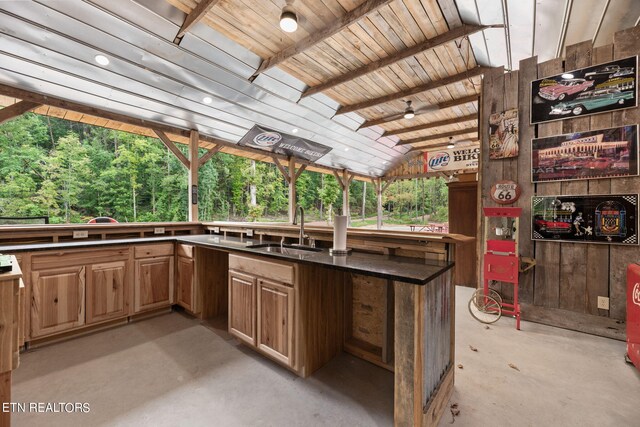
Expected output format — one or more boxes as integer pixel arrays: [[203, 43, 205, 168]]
[[237, 125, 332, 162], [422, 144, 479, 173]]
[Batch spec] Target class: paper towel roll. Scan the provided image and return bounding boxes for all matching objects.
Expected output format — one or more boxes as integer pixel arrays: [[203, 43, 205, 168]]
[[333, 215, 347, 251]]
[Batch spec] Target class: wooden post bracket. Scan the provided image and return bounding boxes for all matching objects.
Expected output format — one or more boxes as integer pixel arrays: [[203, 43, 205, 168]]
[[382, 178, 396, 193], [273, 157, 307, 184], [153, 129, 190, 168], [198, 144, 221, 168], [273, 157, 291, 184], [0, 100, 42, 125]]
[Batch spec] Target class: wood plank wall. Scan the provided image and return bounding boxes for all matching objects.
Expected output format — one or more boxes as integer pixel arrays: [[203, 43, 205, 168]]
[[479, 26, 640, 339]]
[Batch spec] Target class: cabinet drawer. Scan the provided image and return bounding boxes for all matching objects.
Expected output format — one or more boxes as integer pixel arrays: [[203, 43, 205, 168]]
[[229, 254, 294, 285], [32, 247, 129, 271], [134, 243, 174, 259], [177, 244, 193, 259]]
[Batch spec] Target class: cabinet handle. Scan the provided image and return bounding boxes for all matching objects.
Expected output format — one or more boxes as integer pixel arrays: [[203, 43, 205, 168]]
[[54, 298, 58, 304]]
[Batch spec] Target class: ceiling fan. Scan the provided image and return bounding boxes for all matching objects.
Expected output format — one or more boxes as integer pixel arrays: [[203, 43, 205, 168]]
[[383, 100, 440, 122]]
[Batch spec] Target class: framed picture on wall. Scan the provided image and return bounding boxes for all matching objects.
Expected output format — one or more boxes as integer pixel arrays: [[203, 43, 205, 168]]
[[489, 109, 519, 159], [531, 125, 639, 182], [531, 194, 638, 245], [530, 56, 637, 124]]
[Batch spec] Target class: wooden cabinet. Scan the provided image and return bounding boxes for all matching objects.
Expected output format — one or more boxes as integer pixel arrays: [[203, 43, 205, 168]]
[[31, 266, 85, 338], [86, 261, 127, 324], [228, 270, 256, 346], [176, 244, 197, 314], [135, 256, 174, 313], [133, 243, 174, 314], [29, 247, 131, 339], [257, 278, 294, 366], [228, 254, 296, 369]]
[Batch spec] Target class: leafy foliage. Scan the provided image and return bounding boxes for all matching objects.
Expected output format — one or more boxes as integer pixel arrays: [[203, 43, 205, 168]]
[[0, 114, 448, 225]]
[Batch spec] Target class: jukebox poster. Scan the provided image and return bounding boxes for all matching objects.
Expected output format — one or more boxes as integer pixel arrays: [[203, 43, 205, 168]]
[[489, 109, 519, 159], [531, 125, 639, 183], [532, 194, 638, 245], [531, 56, 637, 124]]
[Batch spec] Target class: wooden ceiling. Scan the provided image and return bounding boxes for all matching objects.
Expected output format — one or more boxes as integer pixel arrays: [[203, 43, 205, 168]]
[[166, 0, 482, 151]]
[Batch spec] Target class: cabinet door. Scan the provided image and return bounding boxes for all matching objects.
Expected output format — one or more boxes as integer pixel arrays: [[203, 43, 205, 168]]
[[135, 256, 174, 313], [228, 270, 256, 346], [257, 278, 294, 367], [31, 266, 85, 338], [176, 256, 196, 312], [86, 261, 128, 324]]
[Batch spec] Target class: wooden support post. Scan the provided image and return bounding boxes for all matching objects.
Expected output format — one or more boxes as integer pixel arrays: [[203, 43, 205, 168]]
[[342, 169, 352, 217], [373, 178, 383, 230], [0, 100, 41, 125], [188, 130, 199, 222], [288, 157, 296, 223]]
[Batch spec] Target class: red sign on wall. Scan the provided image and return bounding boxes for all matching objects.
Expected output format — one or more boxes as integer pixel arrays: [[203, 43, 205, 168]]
[[490, 180, 521, 205]]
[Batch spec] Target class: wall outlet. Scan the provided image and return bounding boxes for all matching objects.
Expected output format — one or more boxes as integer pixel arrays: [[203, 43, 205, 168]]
[[246, 229, 254, 237], [73, 230, 88, 239], [597, 296, 610, 310], [154, 227, 165, 234]]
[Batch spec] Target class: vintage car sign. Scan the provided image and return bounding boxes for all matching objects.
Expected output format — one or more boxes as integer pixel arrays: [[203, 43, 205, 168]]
[[490, 180, 521, 204]]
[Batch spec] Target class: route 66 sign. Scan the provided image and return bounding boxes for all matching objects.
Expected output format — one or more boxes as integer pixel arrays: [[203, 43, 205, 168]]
[[490, 180, 521, 205]]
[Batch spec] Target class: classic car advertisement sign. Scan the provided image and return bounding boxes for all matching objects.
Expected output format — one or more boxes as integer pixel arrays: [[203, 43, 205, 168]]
[[489, 109, 519, 159], [532, 194, 638, 245], [530, 56, 637, 124], [422, 144, 479, 173], [531, 125, 639, 183], [237, 125, 332, 162], [490, 180, 521, 204]]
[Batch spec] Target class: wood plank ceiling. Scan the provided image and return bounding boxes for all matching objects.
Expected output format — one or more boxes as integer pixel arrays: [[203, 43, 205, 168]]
[[166, 0, 483, 152]]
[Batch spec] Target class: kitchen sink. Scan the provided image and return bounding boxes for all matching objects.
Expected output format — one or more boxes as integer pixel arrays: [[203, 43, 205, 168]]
[[249, 243, 321, 257]]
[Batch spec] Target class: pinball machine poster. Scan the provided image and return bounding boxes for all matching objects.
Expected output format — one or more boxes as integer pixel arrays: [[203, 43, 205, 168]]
[[530, 56, 637, 124], [531, 125, 639, 183], [532, 194, 638, 245]]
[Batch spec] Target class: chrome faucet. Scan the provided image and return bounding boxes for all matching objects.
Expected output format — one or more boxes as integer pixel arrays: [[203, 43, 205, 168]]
[[292, 206, 306, 245]]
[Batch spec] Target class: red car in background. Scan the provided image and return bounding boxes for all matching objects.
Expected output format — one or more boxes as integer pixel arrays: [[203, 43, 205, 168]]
[[534, 216, 572, 234], [586, 158, 612, 170], [87, 217, 119, 223], [538, 78, 594, 101]]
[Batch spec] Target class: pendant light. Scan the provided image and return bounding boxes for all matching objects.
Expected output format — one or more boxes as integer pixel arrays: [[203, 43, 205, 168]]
[[403, 100, 415, 119], [447, 137, 455, 149], [280, 3, 298, 33]]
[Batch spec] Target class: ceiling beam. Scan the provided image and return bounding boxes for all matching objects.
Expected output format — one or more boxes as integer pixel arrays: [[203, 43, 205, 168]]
[[395, 127, 478, 146], [408, 139, 479, 152], [301, 25, 494, 98], [153, 129, 191, 168], [174, 0, 221, 43], [0, 82, 375, 180], [382, 113, 477, 137], [337, 66, 488, 115], [250, 0, 394, 80], [358, 95, 478, 129], [0, 100, 42, 125]]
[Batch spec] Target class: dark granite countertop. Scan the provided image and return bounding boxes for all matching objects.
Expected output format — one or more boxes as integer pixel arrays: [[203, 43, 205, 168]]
[[178, 235, 453, 285], [0, 234, 453, 285]]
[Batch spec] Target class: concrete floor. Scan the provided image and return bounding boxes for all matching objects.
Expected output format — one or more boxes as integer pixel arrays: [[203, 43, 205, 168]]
[[11, 286, 640, 426]]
